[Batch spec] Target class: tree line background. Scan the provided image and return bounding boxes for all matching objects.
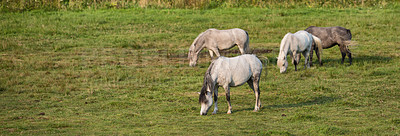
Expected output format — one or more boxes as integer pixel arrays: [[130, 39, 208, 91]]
[[1, 0, 398, 12]]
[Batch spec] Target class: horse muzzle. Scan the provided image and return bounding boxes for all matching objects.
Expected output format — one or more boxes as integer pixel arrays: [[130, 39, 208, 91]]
[[189, 62, 196, 67]]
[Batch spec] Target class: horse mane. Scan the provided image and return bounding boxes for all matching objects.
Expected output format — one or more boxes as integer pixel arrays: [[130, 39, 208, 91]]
[[193, 31, 209, 51], [193, 32, 203, 45], [199, 60, 215, 104], [188, 31, 207, 60], [278, 33, 292, 59]]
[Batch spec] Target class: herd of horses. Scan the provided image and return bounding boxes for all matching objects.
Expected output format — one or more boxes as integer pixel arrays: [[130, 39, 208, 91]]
[[189, 26, 354, 115]]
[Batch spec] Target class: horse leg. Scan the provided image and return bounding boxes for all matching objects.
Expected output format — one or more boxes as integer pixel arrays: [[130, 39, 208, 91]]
[[212, 48, 221, 57], [290, 52, 297, 71], [247, 79, 255, 92], [212, 87, 218, 115], [315, 47, 322, 66], [309, 45, 314, 66], [252, 77, 261, 111], [239, 47, 245, 55], [303, 51, 310, 69], [238, 42, 249, 54], [237, 40, 249, 54], [345, 45, 352, 65], [347, 51, 352, 65], [208, 50, 214, 59], [247, 79, 259, 111], [294, 53, 301, 71], [223, 85, 232, 114], [297, 54, 301, 65], [339, 45, 347, 64]]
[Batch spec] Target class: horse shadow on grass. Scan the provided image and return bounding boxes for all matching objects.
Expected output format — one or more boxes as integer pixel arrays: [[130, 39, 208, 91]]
[[264, 96, 338, 109], [318, 55, 392, 66], [235, 96, 338, 112], [0, 87, 6, 92], [352, 55, 392, 64]]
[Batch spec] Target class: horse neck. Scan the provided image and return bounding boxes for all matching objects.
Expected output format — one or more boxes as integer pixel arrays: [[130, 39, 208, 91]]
[[202, 61, 216, 93], [194, 43, 205, 54], [278, 35, 291, 59], [192, 34, 207, 55]]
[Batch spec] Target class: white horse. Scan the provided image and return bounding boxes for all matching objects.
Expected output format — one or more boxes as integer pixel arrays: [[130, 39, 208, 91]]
[[188, 28, 250, 67], [277, 30, 323, 73], [199, 54, 263, 115]]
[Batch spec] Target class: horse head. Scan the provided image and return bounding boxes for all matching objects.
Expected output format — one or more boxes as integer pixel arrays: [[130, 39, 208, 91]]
[[277, 56, 288, 73], [188, 31, 208, 67], [199, 64, 215, 115], [199, 91, 213, 115], [188, 44, 198, 67]]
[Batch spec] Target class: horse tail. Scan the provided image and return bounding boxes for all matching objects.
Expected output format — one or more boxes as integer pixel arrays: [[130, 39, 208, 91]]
[[343, 40, 358, 54], [312, 35, 323, 60], [244, 30, 250, 53], [199, 60, 215, 103], [343, 29, 356, 54], [259, 56, 269, 76], [344, 29, 352, 40]]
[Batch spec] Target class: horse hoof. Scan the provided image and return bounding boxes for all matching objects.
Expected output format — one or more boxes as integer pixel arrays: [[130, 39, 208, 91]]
[[227, 111, 232, 114], [212, 112, 217, 115]]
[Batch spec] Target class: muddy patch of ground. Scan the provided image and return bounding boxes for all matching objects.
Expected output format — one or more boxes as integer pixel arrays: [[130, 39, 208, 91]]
[[158, 48, 273, 59]]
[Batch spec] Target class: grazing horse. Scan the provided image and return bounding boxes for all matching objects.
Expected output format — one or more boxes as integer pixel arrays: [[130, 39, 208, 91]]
[[305, 26, 353, 65], [199, 54, 263, 115], [277, 31, 322, 73], [188, 28, 250, 67]]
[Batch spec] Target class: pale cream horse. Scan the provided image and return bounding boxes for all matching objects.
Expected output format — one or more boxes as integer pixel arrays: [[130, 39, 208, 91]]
[[188, 28, 250, 67]]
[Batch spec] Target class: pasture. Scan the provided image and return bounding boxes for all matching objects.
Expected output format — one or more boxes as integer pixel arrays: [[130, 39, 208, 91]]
[[1, 7, 399, 135]]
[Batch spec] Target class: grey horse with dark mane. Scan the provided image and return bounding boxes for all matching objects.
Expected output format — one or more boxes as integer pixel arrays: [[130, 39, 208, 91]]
[[199, 54, 263, 115], [188, 28, 250, 67], [305, 26, 353, 65]]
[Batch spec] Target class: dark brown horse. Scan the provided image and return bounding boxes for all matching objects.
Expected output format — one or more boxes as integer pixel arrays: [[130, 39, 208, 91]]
[[305, 26, 353, 65]]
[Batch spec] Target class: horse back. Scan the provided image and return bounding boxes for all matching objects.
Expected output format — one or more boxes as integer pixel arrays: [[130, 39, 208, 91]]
[[214, 55, 261, 87], [332, 26, 352, 41], [231, 55, 261, 86], [206, 28, 248, 49], [305, 26, 352, 48], [292, 31, 313, 52]]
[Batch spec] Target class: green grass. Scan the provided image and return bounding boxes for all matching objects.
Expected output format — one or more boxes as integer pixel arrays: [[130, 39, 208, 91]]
[[1, 7, 399, 135]]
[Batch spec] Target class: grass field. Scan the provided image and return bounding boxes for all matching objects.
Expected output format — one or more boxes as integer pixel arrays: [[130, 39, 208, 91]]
[[1, 6, 399, 135]]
